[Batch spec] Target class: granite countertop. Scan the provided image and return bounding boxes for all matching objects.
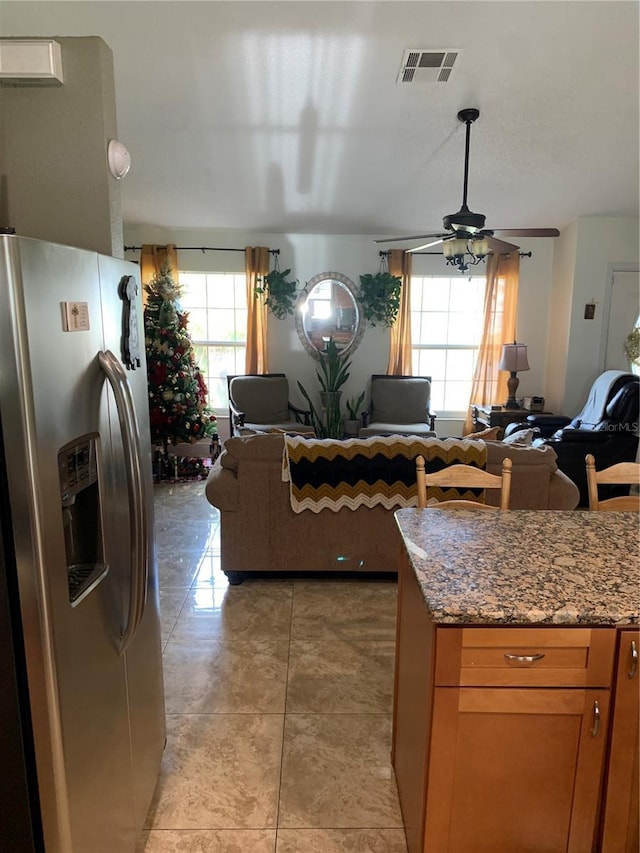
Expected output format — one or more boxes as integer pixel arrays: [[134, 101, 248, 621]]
[[394, 509, 640, 626]]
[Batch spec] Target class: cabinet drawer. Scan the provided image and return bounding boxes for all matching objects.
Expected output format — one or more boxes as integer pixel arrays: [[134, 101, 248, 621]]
[[435, 626, 616, 688]]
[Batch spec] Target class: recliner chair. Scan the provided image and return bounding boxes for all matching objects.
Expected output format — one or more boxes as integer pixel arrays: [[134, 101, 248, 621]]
[[504, 370, 639, 506]]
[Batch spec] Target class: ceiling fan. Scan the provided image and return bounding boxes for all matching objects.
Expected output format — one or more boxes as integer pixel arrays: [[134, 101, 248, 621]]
[[375, 107, 559, 271]]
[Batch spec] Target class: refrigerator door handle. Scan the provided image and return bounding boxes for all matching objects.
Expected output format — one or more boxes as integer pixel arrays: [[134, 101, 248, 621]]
[[98, 350, 148, 654]]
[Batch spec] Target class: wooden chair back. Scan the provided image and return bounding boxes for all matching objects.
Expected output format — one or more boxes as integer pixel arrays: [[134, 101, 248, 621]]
[[416, 455, 512, 510], [585, 453, 640, 512]]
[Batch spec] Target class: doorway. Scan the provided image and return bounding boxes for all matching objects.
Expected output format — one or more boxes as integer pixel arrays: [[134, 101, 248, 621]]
[[603, 267, 639, 371]]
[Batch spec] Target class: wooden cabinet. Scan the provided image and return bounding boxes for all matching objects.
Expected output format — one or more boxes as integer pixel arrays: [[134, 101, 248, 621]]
[[600, 629, 640, 853], [425, 685, 610, 852], [471, 404, 552, 437], [392, 549, 619, 853]]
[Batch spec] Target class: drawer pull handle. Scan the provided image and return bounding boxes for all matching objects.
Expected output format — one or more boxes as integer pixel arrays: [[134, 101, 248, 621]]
[[590, 700, 601, 737], [629, 641, 638, 680], [503, 653, 545, 664]]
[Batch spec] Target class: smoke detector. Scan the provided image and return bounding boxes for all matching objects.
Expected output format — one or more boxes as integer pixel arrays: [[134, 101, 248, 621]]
[[107, 140, 131, 180], [397, 49, 461, 83]]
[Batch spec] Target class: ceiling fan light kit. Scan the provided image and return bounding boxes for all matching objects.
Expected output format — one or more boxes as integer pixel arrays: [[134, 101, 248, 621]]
[[375, 107, 560, 272], [443, 235, 490, 274]]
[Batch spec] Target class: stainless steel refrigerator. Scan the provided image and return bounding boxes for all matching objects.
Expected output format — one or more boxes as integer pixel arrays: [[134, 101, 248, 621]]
[[0, 235, 165, 852]]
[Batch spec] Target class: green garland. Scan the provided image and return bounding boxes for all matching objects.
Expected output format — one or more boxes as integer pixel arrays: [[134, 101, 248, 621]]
[[624, 327, 640, 365]]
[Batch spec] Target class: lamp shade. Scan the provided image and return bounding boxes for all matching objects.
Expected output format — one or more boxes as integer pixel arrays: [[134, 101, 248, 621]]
[[498, 342, 530, 372], [443, 238, 468, 259]]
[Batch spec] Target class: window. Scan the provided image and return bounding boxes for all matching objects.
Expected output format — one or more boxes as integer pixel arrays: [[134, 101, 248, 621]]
[[410, 275, 486, 415], [178, 271, 247, 414]]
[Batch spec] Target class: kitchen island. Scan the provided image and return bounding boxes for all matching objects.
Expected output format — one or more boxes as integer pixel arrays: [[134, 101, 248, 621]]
[[392, 509, 639, 853]]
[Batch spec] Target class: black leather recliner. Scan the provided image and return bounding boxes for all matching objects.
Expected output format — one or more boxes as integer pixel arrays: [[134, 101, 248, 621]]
[[504, 370, 639, 506]]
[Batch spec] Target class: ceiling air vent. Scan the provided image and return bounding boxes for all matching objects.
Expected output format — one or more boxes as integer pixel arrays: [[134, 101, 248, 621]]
[[397, 49, 461, 84], [0, 39, 63, 85]]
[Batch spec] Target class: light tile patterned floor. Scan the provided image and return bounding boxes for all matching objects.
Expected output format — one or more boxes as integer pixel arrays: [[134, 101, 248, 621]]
[[137, 480, 408, 853]]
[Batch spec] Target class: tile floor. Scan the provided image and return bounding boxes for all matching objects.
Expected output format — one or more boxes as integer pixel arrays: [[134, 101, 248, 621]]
[[136, 480, 408, 853]]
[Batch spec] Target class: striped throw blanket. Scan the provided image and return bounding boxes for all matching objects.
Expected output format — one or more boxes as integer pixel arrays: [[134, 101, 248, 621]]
[[282, 435, 487, 514]]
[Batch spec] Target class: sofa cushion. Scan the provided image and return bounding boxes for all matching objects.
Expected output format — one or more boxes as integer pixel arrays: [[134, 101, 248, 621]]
[[359, 422, 437, 437], [486, 440, 558, 472], [224, 433, 286, 462]]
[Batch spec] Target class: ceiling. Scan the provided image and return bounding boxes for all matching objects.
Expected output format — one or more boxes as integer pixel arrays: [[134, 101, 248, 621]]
[[3, 1, 639, 239]]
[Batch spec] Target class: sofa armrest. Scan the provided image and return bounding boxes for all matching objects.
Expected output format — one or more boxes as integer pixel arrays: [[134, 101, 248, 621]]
[[552, 428, 610, 443], [205, 460, 239, 512], [548, 469, 580, 509], [505, 415, 571, 440], [526, 414, 571, 429]]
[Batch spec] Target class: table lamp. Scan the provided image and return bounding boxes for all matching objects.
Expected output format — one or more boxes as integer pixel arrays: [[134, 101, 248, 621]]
[[498, 342, 530, 409]]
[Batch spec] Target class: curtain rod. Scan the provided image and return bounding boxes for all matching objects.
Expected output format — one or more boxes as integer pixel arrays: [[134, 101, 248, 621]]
[[123, 245, 280, 255]]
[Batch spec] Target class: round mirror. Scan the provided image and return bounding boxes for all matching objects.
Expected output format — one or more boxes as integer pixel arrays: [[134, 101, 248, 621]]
[[295, 272, 365, 360]]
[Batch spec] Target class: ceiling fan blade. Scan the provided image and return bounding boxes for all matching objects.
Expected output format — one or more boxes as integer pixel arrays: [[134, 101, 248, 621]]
[[374, 233, 447, 244], [492, 228, 560, 238], [486, 235, 520, 254], [408, 237, 447, 253]]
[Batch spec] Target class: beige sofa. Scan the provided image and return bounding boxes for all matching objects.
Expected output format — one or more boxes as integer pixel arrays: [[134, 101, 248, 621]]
[[204, 434, 580, 584]]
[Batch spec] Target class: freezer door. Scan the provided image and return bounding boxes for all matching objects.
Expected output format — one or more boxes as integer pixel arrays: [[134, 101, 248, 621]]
[[0, 416, 42, 852], [0, 236, 138, 852], [97, 253, 166, 830]]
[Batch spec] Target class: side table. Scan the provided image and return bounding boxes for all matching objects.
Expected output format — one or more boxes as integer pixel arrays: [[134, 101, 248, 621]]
[[471, 405, 552, 438]]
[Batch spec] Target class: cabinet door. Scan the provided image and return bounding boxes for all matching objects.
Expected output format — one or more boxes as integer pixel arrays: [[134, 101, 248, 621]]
[[424, 687, 610, 853], [601, 629, 639, 853], [392, 546, 435, 853]]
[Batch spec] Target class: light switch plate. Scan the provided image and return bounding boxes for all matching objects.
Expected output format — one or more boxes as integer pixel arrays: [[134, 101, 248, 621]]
[[61, 301, 90, 332]]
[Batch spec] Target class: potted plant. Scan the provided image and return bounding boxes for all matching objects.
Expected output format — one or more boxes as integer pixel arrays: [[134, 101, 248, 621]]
[[254, 265, 299, 320], [297, 338, 352, 438], [358, 270, 402, 327], [344, 390, 366, 436], [624, 326, 640, 372]]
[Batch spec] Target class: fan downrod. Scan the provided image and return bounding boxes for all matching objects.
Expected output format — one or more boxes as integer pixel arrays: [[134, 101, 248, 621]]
[[443, 107, 485, 233]]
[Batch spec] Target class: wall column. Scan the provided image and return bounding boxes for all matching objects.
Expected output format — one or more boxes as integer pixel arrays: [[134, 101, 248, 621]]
[[0, 36, 124, 256]]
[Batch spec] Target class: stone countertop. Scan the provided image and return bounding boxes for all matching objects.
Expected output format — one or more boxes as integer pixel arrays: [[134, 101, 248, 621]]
[[394, 509, 639, 626]]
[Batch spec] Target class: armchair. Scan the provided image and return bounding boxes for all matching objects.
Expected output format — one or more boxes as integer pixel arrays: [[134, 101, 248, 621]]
[[227, 374, 315, 436], [504, 370, 639, 505], [359, 375, 437, 438]]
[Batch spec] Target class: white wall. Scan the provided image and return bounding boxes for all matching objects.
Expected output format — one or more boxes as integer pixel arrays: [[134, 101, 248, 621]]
[[545, 221, 578, 412], [563, 217, 639, 414]]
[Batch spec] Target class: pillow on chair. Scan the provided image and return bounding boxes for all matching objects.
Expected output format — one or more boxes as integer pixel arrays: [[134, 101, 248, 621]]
[[464, 426, 501, 441], [502, 427, 538, 446]]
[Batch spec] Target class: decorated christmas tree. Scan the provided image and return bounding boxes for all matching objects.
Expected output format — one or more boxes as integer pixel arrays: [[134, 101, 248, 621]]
[[143, 265, 217, 451]]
